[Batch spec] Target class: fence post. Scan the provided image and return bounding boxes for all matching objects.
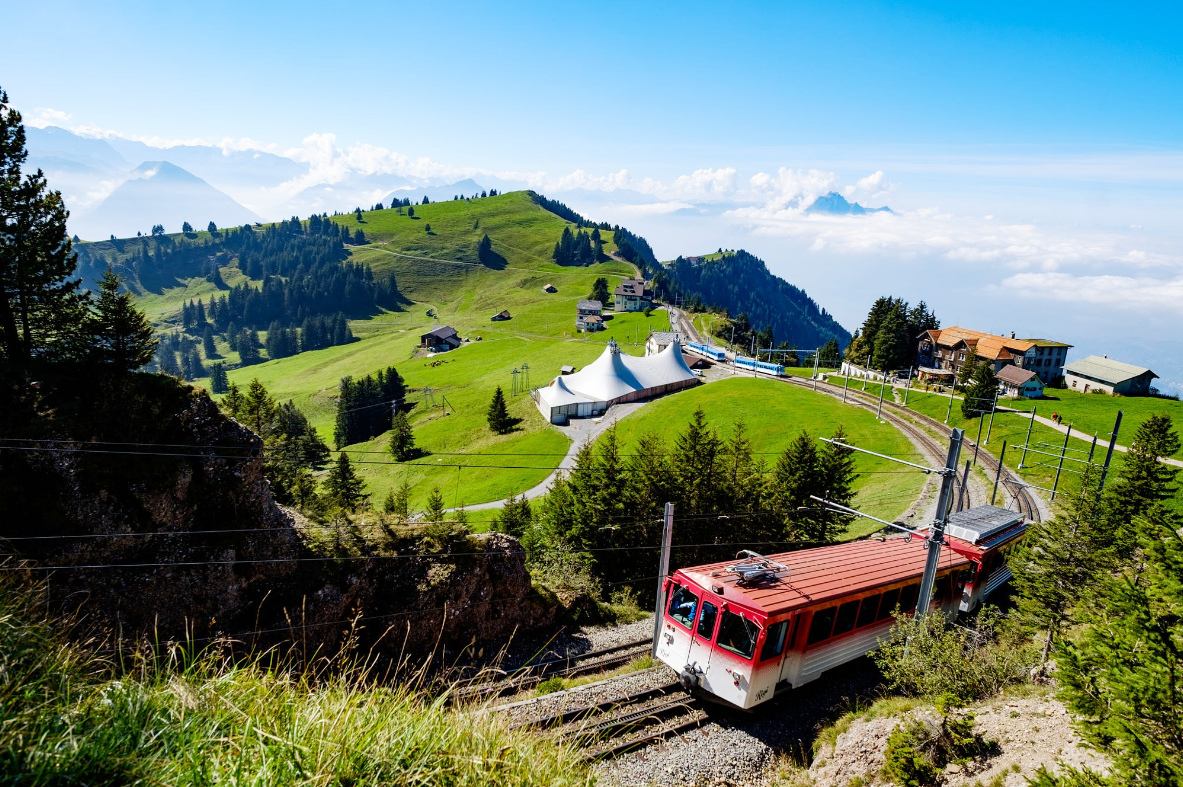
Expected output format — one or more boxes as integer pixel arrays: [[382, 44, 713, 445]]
[[651, 503, 675, 657]]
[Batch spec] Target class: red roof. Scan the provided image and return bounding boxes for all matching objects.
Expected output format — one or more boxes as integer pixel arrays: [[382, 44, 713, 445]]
[[677, 537, 972, 619]]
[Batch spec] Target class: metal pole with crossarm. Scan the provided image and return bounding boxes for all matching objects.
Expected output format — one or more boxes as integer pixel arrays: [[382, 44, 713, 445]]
[[916, 429, 964, 617]]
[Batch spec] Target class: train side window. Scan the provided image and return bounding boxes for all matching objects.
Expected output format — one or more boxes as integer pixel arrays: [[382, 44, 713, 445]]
[[833, 600, 859, 636], [668, 585, 698, 629], [856, 594, 881, 628], [716, 611, 759, 660], [761, 620, 789, 661], [877, 588, 901, 621], [806, 608, 835, 645], [934, 574, 951, 603], [899, 584, 919, 612], [697, 601, 719, 640]]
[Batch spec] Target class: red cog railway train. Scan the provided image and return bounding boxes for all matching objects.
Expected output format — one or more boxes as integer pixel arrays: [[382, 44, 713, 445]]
[[654, 505, 1027, 710]]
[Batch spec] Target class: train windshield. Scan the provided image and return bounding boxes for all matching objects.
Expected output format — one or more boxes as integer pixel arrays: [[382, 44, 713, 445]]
[[668, 585, 698, 629], [716, 610, 759, 660]]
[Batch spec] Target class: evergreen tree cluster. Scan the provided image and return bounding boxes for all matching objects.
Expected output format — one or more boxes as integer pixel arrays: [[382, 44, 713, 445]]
[[844, 296, 939, 371], [1007, 414, 1183, 785], [658, 250, 851, 352], [528, 190, 659, 273], [220, 378, 331, 507], [333, 366, 406, 449], [519, 409, 857, 591], [552, 226, 604, 266]]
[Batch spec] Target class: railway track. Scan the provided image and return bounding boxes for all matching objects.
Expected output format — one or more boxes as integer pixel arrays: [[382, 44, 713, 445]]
[[499, 679, 709, 760], [450, 638, 653, 704], [783, 376, 1042, 523]]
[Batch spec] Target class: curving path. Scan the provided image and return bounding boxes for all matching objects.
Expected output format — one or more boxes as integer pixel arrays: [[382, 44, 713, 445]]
[[458, 401, 650, 511]]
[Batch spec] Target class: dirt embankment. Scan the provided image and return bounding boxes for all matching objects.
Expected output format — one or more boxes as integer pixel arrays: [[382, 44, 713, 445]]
[[1, 373, 555, 661], [810, 694, 1109, 787]]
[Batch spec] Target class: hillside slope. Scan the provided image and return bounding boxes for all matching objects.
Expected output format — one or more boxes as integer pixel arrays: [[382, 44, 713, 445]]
[[657, 249, 851, 350]]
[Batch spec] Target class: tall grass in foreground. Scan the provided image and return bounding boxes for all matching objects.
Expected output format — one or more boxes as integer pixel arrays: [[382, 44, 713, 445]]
[[0, 580, 593, 786]]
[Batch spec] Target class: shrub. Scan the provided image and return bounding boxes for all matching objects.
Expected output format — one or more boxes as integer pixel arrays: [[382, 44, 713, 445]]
[[873, 607, 1037, 704], [882, 709, 995, 787]]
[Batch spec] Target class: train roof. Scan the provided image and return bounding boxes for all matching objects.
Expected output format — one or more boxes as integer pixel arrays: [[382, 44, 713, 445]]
[[675, 537, 972, 619]]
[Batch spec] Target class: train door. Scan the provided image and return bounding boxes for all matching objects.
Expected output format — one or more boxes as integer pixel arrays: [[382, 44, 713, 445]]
[[658, 582, 701, 669], [700, 605, 761, 708], [686, 593, 722, 677]]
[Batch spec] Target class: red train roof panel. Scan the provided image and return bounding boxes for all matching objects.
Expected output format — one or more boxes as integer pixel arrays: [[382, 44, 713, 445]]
[[676, 537, 973, 618]]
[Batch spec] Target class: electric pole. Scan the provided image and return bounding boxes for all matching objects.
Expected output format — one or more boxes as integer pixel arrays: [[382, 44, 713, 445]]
[[652, 502, 675, 657], [1098, 411, 1123, 492], [916, 428, 964, 618]]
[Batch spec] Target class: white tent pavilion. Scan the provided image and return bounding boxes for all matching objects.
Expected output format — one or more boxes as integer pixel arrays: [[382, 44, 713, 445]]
[[534, 339, 699, 424]]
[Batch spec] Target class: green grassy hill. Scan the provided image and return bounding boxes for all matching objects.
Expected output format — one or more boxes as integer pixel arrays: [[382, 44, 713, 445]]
[[602, 377, 927, 536], [88, 192, 921, 516], [97, 193, 670, 511]]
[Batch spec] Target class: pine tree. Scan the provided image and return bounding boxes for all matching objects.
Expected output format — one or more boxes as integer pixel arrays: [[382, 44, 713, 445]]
[[492, 493, 533, 538], [389, 409, 416, 460], [202, 325, 218, 358], [815, 425, 857, 542], [0, 86, 86, 364], [871, 306, 907, 371], [772, 430, 822, 539], [382, 479, 412, 523], [92, 267, 157, 371], [1010, 467, 1109, 664], [1105, 414, 1179, 558], [589, 276, 610, 304], [423, 486, 451, 549], [487, 386, 511, 434], [672, 407, 723, 515], [209, 361, 229, 394], [222, 381, 245, 418], [1052, 507, 1183, 786], [820, 337, 841, 366], [242, 378, 277, 437], [961, 359, 998, 419], [325, 452, 367, 510]]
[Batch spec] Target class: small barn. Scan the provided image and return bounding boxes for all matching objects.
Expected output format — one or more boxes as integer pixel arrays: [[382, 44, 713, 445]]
[[1064, 355, 1158, 395], [490, 310, 511, 322], [996, 365, 1044, 398], [542, 283, 557, 293], [420, 325, 461, 351]]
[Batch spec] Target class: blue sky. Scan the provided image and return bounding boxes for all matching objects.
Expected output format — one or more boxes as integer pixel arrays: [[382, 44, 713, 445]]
[[5, 1, 1183, 388]]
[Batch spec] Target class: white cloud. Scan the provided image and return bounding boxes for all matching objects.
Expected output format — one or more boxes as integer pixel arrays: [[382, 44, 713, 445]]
[[1001, 272, 1183, 313], [26, 107, 73, 128], [842, 170, 896, 202], [602, 201, 696, 217]]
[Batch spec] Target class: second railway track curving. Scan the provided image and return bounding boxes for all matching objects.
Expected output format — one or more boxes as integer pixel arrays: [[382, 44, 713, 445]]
[[782, 375, 1044, 524]]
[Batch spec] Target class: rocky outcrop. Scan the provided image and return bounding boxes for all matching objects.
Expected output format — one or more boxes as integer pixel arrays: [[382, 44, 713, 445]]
[[809, 695, 1109, 787], [0, 371, 553, 661]]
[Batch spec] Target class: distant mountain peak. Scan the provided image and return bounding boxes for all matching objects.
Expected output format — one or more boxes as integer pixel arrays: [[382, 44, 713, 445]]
[[805, 191, 892, 216]]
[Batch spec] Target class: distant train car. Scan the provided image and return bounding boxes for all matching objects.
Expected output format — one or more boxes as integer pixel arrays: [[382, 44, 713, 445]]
[[734, 356, 785, 376], [686, 342, 728, 362], [654, 505, 1026, 711]]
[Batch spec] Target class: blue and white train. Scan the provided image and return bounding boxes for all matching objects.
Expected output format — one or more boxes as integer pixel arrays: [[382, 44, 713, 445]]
[[686, 342, 728, 362], [735, 356, 786, 376]]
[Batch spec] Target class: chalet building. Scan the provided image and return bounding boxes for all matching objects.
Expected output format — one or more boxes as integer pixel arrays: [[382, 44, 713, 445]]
[[1064, 355, 1158, 396], [996, 365, 1044, 399], [613, 278, 653, 312], [645, 330, 680, 356], [576, 300, 604, 332], [1019, 339, 1073, 385], [420, 325, 461, 351], [917, 326, 1045, 382], [490, 310, 512, 322]]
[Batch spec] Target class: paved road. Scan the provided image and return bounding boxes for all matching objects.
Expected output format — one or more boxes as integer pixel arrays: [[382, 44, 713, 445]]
[[456, 401, 651, 511]]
